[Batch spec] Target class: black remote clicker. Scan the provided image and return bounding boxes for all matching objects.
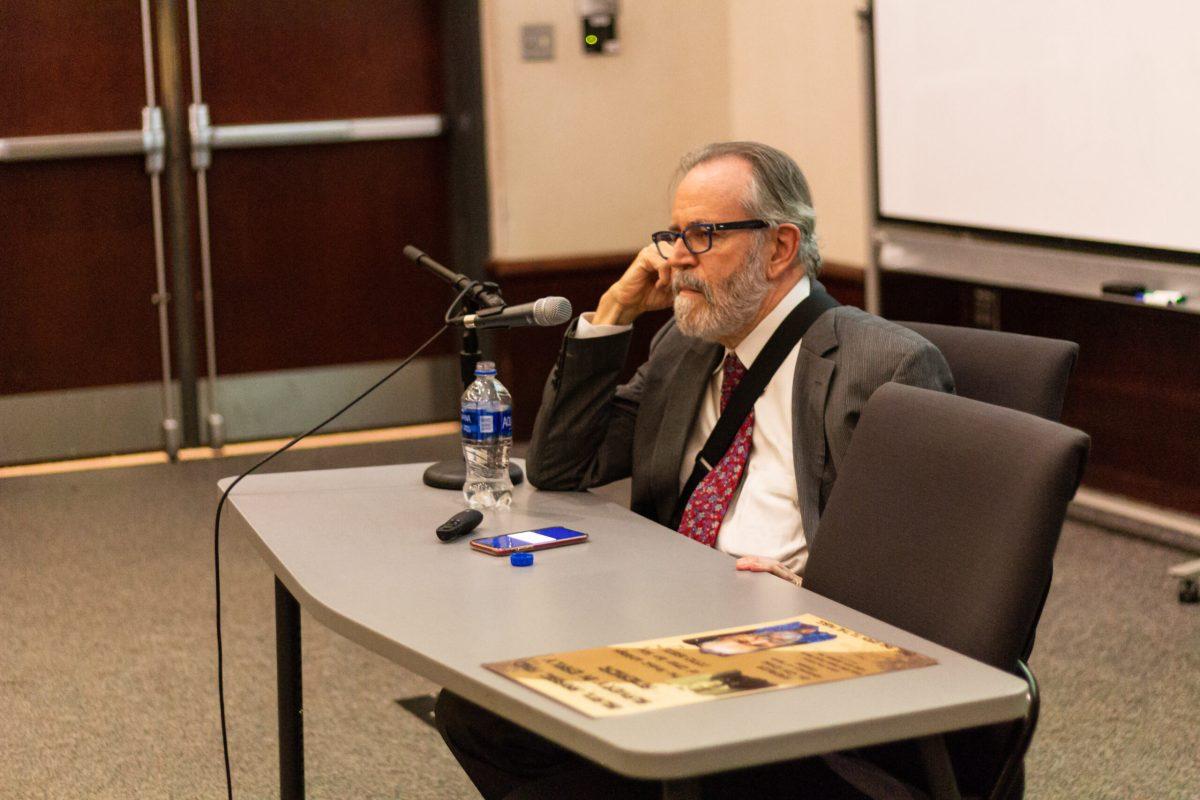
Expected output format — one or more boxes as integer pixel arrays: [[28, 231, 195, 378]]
[[436, 509, 484, 542]]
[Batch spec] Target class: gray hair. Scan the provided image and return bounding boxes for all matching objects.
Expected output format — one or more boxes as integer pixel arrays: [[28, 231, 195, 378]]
[[676, 141, 822, 279]]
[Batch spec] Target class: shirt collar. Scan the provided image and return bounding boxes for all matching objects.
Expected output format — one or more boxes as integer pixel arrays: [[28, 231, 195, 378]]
[[728, 276, 811, 369]]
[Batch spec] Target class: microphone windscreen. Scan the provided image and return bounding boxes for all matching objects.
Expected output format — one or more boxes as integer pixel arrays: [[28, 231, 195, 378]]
[[402, 245, 425, 263], [532, 296, 573, 326]]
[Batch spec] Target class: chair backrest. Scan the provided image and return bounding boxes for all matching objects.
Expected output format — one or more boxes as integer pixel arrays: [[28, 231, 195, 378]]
[[804, 382, 1090, 671], [896, 322, 1079, 422]]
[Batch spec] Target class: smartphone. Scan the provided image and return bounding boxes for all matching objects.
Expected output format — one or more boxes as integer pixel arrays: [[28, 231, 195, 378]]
[[469, 526, 588, 556]]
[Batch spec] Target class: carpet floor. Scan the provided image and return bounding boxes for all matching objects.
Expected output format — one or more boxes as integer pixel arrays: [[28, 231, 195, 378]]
[[1, 434, 1196, 799]]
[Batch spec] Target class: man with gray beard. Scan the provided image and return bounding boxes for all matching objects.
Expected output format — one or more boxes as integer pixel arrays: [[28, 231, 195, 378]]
[[527, 140, 952, 583], [433, 142, 954, 799]]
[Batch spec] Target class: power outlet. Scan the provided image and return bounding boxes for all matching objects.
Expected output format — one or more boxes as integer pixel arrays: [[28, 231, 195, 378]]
[[521, 24, 554, 61]]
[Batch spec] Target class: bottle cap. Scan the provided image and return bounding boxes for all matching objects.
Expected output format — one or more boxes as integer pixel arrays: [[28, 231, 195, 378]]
[[474, 360, 497, 376], [510, 552, 534, 567]]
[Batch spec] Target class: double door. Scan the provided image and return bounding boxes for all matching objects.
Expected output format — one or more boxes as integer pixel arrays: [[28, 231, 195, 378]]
[[0, 1, 478, 464]]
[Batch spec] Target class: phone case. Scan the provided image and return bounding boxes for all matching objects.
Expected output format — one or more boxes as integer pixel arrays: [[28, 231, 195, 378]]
[[469, 527, 588, 556]]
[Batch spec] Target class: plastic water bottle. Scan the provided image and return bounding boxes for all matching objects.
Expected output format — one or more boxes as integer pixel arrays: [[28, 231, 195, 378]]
[[461, 361, 513, 509]]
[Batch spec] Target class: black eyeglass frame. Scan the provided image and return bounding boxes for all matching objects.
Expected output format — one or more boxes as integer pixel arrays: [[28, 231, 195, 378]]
[[651, 219, 769, 259]]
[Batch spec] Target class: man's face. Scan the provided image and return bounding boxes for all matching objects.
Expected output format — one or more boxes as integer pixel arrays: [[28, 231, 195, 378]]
[[666, 157, 771, 342]]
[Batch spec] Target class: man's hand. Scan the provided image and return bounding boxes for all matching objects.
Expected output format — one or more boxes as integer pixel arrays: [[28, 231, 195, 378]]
[[592, 244, 675, 326], [736, 556, 803, 588]]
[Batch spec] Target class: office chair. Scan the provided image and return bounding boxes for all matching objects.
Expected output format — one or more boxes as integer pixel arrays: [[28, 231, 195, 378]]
[[804, 383, 1090, 800], [898, 322, 1081, 670], [895, 322, 1079, 422]]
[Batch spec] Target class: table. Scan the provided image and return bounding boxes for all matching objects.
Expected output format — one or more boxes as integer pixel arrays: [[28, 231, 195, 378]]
[[222, 462, 1029, 799]]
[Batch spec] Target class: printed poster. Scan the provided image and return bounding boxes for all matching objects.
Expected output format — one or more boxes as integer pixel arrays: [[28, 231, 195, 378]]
[[485, 614, 937, 718]]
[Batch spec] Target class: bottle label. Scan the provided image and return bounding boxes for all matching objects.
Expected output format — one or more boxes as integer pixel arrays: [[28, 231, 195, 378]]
[[461, 408, 512, 440]]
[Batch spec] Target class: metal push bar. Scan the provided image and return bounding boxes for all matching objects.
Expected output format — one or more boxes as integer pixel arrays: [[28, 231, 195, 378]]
[[206, 114, 443, 150], [0, 129, 146, 161]]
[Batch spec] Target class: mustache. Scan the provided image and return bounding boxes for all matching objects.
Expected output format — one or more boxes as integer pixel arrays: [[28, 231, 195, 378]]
[[672, 271, 713, 302]]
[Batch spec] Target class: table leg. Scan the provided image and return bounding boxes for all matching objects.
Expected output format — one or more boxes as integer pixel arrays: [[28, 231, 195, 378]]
[[275, 577, 305, 800], [917, 735, 961, 800], [661, 778, 701, 800]]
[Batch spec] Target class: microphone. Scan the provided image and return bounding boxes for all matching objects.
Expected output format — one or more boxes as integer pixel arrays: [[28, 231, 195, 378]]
[[453, 297, 573, 329], [403, 245, 505, 309]]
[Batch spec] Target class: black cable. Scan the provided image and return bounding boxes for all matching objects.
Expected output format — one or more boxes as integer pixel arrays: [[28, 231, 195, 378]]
[[445, 282, 478, 323], [214, 323, 448, 799]]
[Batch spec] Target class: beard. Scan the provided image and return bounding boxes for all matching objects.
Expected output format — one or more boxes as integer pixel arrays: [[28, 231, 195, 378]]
[[672, 247, 771, 341]]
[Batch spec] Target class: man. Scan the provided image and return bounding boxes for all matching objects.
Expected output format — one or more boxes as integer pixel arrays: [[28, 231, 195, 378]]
[[435, 142, 953, 798], [526, 140, 952, 583]]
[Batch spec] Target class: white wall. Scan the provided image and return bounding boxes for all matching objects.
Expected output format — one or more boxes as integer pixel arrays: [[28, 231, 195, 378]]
[[481, 1, 731, 261], [481, 0, 868, 268], [729, 0, 869, 268]]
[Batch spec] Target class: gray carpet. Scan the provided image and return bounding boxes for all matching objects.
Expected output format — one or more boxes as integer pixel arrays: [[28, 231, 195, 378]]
[[1025, 518, 1200, 799], [1, 436, 1197, 799], [1, 436, 476, 800]]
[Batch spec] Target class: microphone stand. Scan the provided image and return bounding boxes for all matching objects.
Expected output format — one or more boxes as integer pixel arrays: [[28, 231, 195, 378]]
[[422, 294, 525, 491]]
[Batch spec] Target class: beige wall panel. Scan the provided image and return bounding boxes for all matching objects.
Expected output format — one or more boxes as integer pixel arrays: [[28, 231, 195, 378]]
[[482, 0, 731, 260], [730, 0, 869, 269]]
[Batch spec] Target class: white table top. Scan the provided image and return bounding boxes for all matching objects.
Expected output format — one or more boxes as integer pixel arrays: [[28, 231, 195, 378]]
[[222, 461, 1028, 780]]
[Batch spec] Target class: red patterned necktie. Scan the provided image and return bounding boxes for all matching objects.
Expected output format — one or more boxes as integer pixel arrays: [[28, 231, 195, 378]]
[[677, 353, 754, 547]]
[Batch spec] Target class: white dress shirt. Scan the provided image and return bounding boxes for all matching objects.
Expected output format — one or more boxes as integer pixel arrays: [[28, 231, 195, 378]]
[[576, 277, 812, 574]]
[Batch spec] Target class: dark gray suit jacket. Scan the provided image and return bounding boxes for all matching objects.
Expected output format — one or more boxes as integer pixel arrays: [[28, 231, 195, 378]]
[[527, 289, 954, 549]]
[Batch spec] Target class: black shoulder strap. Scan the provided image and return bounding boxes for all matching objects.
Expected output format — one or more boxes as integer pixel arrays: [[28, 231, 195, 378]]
[[670, 288, 840, 529]]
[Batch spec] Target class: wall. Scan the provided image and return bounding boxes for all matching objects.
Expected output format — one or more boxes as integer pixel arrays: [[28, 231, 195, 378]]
[[480, 1, 731, 261], [480, 0, 870, 270], [728, 0, 869, 269]]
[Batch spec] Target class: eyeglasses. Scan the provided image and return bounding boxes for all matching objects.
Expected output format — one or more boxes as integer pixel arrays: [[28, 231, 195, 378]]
[[651, 219, 768, 259]]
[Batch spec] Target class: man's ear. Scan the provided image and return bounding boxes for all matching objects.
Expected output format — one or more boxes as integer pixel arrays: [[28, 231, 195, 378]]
[[766, 223, 801, 279]]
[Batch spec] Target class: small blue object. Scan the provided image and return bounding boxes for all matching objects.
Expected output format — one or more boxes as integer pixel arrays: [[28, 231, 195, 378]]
[[510, 552, 534, 567]]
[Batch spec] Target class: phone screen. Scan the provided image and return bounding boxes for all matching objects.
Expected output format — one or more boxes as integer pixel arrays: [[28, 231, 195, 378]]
[[470, 526, 587, 555]]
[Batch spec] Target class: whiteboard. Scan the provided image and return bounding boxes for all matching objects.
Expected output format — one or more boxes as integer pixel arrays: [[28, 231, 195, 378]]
[[873, 0, 1200, 255]]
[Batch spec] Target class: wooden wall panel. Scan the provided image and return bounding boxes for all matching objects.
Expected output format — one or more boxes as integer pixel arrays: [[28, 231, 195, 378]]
[[819, 264, 865, 310], [0, 158, 160, 394], [882, 272, 1200, 515], [203, 139, 454, 374], [0, 1, 146, 136], [196, 0, 442, 123]]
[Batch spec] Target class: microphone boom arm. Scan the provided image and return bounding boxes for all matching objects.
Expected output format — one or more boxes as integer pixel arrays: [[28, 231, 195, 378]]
[[403, 245, 506, 310]]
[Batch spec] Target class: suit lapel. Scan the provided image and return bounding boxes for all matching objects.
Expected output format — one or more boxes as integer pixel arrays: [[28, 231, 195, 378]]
[[792, 309, 839, 545], [651, 338, 723, 525]]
